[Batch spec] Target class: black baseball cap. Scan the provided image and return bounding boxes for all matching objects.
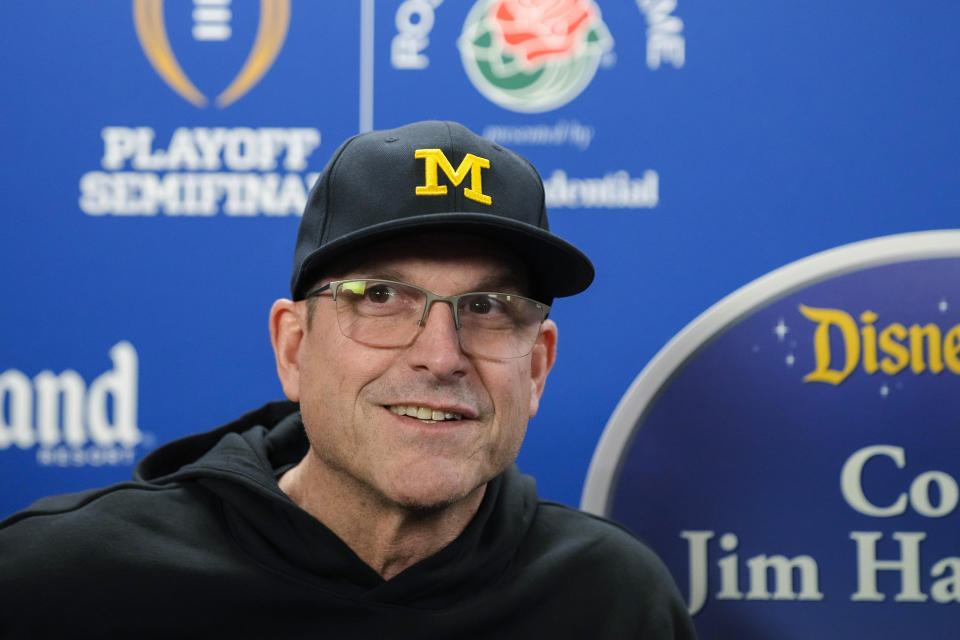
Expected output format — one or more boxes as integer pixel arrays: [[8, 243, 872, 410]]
[[290, 120, 594, 303]]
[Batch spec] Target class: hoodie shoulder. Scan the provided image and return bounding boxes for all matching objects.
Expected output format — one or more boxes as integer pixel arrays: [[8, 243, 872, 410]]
[[516, 501, 697, 639], [1, 481, 161, 528], [0, 480, 210, 597], [0, 401, 301, 572], [530, 500, 674, 577]]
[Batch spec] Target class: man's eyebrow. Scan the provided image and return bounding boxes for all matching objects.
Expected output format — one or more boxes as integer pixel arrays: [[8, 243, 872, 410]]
[[471, 273, 526, 293], [345, 268, 406, 283], [343, 270, 527, 294]]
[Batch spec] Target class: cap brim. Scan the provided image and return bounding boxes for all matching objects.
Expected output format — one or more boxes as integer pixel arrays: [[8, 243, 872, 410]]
[[292, 212, 594, 301]]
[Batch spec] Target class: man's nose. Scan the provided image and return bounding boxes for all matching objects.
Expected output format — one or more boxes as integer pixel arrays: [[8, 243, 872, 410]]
[[405, 300, 469, 377]]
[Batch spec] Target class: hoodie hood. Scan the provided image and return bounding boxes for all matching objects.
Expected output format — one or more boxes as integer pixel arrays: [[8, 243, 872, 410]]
[[132, 400, 539, 607], [135, 400, 303, 483]]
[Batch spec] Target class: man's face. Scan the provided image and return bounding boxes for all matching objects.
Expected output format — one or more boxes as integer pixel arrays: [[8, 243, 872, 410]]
[[284, 236, 557, 511]]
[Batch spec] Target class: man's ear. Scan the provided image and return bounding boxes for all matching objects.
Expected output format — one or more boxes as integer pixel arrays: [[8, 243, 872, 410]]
[[270, 299, 305, 402], [528, 319, 558, 418]]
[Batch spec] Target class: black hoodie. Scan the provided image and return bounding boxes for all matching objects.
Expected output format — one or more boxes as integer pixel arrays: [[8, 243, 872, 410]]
[[0, 401, 696, 639]]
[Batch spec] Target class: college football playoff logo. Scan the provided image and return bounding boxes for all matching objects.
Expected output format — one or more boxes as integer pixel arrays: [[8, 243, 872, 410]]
[[132, 0, 290, 108], [458, 0, 613, 113]]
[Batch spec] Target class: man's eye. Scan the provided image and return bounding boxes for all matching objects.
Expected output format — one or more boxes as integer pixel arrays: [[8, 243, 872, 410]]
[[366, 285, 394, 303], [470, 298, 491, 314], [466, 295, 504, 315]]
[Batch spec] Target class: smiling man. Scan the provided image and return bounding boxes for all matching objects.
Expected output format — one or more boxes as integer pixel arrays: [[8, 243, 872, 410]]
[[0, 121, 695, 638], [273, 236, 553, 580]]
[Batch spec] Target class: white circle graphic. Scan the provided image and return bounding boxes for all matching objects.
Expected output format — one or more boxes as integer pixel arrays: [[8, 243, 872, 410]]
[[580, 229, 960, 515]]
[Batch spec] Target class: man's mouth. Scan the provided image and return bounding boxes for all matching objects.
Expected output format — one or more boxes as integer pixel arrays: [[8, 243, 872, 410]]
[[387, 405, 465, 424]]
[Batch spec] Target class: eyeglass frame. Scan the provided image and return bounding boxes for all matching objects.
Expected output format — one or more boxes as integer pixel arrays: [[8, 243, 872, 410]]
[[305, 278, 551, 357]]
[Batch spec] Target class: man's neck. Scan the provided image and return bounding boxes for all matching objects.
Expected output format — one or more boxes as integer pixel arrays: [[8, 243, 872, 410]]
[[277, 453, 486, 580]]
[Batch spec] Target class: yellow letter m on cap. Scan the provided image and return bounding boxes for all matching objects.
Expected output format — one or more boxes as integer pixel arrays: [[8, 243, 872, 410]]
[[415, 149, 492, 205]]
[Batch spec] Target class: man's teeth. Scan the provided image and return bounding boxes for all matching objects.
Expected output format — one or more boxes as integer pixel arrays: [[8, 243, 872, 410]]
[[388, 405, 464, 422]]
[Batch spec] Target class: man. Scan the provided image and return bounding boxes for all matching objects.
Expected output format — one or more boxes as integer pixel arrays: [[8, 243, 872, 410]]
[[0, 121, 696, 638]]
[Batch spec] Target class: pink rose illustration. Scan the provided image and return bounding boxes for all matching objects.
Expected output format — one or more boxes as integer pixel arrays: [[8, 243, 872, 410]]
[[491, 0, 596, 68]]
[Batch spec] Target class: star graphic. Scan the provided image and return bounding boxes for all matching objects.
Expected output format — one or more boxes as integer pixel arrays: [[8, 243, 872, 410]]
[[938, 298, 949, 313], [774, 318, 789, 342], [785, 353, 795, 367], [879, 384, 890, 398]]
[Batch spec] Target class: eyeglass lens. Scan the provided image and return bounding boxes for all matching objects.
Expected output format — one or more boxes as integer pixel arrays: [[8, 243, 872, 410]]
[[332, 280, 546, 358]]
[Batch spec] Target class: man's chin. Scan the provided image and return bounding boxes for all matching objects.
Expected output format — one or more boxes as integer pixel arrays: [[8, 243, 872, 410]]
[[384, 476, 488, 515], [394, 497, 458, 516]]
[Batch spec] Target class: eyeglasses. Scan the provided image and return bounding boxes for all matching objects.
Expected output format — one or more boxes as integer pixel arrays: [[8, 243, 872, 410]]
[[307, 279, 550, 359]]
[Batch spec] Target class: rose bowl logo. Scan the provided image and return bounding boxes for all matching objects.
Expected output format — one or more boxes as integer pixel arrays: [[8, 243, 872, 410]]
[[458, 0, 613, 113]]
